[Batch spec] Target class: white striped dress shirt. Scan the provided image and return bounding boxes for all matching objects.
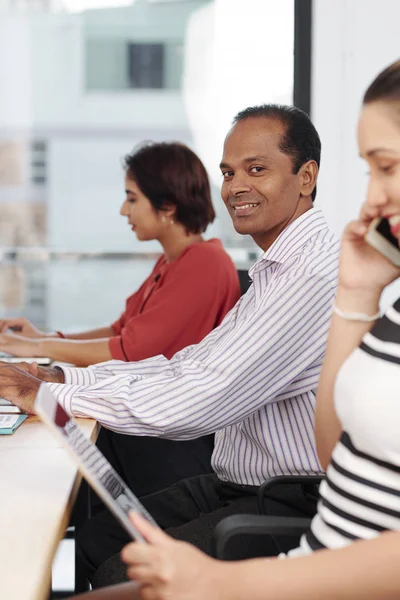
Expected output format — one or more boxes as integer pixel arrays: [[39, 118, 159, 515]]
[[48, 207, 339, 486]]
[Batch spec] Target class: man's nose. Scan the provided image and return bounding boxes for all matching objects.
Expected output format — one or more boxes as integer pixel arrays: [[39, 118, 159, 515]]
[[228, 173, 252, 196]]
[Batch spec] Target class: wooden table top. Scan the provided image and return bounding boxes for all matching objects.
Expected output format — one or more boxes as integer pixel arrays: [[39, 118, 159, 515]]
[[0, 415, 99, 600]]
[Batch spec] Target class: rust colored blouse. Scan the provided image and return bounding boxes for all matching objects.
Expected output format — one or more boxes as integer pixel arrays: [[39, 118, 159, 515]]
[[109, 239, 240, 362]]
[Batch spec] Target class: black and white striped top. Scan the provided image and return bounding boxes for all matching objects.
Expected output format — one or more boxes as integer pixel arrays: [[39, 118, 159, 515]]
[[292, 297, 400, 556]]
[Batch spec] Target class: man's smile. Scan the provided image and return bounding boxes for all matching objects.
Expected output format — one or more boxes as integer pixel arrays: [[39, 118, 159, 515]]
[[230, 202, 260, 217]]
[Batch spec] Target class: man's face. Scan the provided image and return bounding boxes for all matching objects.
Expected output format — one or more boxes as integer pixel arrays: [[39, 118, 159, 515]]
[[220, 117, 308, 250]]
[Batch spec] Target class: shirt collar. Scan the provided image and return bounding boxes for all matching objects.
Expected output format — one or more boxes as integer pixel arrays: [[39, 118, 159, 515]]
[[249, 207, 329, 277]]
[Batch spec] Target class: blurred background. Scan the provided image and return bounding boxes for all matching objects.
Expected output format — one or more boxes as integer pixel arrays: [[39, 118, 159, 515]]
[[0, 0, 294, 331], [0, 0, 399, 329]]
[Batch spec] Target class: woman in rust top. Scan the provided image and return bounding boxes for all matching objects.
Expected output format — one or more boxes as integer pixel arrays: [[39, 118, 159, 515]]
[[0, 142, 240, 497], [0, 142, 240, 366]]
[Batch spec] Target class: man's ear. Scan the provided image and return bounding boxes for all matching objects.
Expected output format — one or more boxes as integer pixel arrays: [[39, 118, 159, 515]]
[[299, 160, 318, 198]]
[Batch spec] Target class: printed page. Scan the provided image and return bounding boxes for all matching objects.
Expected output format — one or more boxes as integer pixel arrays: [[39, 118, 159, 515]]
[[0, 398, 23, 413], [0, 415, 19, 428]]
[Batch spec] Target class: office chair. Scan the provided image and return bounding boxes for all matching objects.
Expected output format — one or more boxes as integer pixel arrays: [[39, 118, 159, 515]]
[[212, 474, 323, 560], [236, 269, 252, 296]]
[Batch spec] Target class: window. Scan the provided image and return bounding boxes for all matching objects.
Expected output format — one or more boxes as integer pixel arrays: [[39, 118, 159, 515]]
[[0, 0, 300, 331], [127, 43, 164, 89], [30, 140, 47, 187]]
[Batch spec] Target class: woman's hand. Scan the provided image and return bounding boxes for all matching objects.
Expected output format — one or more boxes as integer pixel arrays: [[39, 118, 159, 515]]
[[0, 332, 41, 358], [121, 513, 228, 600], [0, 317, 44, 338], [338, 201, 400, 294]]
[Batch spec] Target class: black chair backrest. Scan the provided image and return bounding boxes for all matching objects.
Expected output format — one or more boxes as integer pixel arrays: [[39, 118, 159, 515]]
[[237, 269, 252, 296]]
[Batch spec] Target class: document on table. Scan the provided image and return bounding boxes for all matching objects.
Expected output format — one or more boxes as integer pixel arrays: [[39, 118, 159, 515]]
[[0, 414, 27, 434], [0, 398, 23, 414], [0, 415, 19, 428]]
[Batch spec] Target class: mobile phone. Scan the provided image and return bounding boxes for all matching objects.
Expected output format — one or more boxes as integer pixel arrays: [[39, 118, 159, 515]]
[[365, 217, 400, 267]]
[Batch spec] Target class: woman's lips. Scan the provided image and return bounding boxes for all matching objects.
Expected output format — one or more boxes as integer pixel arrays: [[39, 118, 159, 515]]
[[388, 215, 400, 236]]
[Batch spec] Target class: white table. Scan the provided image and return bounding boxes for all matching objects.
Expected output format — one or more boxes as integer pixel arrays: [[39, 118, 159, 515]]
[[0, 415, 99, 600]]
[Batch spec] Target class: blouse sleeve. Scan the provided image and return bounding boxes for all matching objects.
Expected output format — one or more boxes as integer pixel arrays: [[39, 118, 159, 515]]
[[108, 245, 236, 362], [111, 311, 125, 336], [110, 259, 163, 336]]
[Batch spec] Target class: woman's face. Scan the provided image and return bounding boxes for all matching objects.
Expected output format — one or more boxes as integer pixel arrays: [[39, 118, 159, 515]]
[[358, 101, 400, 240], [120, 177, 164, 241]]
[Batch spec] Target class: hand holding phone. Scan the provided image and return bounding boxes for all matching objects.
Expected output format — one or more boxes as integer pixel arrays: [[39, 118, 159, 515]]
[[365, 217, 400, 267]]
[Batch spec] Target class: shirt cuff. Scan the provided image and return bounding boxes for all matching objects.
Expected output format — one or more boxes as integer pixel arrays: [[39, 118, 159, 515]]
[[59, 365, 98, 386], [46, 382, 85, 416]]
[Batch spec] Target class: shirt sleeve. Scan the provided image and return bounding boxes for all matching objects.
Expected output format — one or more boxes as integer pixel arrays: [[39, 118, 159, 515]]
[[49, 261, 336, 440], [108, 246, 237, 362]]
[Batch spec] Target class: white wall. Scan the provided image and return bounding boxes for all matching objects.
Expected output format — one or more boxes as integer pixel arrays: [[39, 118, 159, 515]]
[[312, 0, 400, 234], [0, 16, 33, 130], [30, 11, 188, 130], [312, 0, 400, 307]]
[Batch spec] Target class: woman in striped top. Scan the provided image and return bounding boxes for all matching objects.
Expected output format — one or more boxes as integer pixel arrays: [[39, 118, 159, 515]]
[[73, 59, 400, 600]]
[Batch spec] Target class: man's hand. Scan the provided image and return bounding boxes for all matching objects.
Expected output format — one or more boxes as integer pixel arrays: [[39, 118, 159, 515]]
[[18, 362, 65, 383], [0, 363, 43, 414]]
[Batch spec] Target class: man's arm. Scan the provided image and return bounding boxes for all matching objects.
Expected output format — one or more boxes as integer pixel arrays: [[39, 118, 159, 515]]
[[48, 267, 337, 439]]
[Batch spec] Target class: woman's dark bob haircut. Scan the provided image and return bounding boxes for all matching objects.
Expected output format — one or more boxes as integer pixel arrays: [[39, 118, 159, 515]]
[[124, 142, 215, 234]]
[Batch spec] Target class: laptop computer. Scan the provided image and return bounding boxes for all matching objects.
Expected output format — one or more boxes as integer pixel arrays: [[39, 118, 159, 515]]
[[35, 384, 158, 541]]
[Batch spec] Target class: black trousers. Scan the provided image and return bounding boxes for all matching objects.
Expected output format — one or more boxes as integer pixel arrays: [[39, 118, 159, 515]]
[[77, 472, 319, 589], [95, 427, 215, 500]]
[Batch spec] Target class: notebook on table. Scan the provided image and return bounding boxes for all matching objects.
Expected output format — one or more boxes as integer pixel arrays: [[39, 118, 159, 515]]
[[0, 413, 27, 434], [0, 398, 24, 414], [35, 384, 158, 541], [0, 352, 52, 365]]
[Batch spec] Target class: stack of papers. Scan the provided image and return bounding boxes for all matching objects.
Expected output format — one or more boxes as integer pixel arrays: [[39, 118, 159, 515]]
[[0, 414, 27, 435], [0, 398, 23, 414]]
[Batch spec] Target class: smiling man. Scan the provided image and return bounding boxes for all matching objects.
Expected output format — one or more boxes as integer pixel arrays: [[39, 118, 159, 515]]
[[0, 104, 339, 588], [221, 107, 319, 250]]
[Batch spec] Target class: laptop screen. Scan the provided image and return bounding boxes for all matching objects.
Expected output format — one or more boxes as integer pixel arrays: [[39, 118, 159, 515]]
[[35, 384, 157, 541]]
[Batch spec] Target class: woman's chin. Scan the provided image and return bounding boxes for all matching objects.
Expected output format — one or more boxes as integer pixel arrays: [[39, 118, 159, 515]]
[[134, 232, 152, 242]]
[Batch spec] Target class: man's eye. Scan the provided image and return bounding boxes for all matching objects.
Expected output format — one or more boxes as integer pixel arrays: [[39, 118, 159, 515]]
[[222, 171, 233, 179], [249, 166, 264, 174]]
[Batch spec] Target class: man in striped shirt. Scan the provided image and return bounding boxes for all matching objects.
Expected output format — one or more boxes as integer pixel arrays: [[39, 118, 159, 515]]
[[0, 104, 339, 586]]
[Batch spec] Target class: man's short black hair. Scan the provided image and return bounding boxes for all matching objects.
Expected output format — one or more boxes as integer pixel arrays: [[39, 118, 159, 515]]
[[233, 104, 321, 201]]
